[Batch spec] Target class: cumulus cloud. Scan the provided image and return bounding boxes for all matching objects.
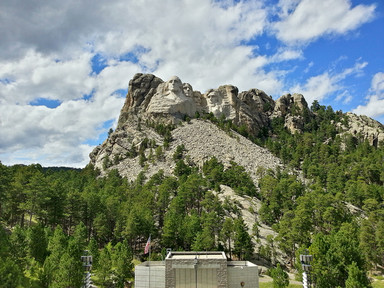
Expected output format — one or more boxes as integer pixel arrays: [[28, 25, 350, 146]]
[[353, 72, 384, 120], [0, 0, 279, 167], [0, 51, 95, 104], [290, 61, 368, 105], [273, 0, 376, 45], [0, 0, 379, 167]]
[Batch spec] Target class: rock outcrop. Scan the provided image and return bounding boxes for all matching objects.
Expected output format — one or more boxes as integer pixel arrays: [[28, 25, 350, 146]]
[[340, 112, 384, 147], [117, 73, 276, 134], [90, 73, 384, 178], [272, 93, 310, 134]]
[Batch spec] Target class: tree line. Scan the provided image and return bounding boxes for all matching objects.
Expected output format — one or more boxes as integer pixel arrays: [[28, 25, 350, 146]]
[[1, 101, 383, 287], [0, 151, 255, 286]]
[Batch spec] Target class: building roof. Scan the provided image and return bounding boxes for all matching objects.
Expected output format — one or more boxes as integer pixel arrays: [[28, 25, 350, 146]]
[[166, 251, 226, 260]]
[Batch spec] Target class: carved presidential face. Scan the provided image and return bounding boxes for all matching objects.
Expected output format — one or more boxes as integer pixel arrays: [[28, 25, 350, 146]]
[[183, 83, 193, 97], [167, 76, 183, 93], [206, 90, 221, 106]]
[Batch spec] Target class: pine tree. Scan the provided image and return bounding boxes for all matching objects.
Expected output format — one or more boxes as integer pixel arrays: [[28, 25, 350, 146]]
[[270, 263, 289, 288], [221, 217, 234, 259], [27, 224, 48, 264], [97, 243, 113, 286], [345, 262, 371, 288], [53, 239, 83, 288], [87, 237, 99, 268], [233, 217, 254, 260], [112, 240, 134, 288]]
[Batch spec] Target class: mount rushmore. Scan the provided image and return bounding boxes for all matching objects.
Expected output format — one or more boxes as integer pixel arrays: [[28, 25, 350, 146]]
[[89, 73, 384, 178]]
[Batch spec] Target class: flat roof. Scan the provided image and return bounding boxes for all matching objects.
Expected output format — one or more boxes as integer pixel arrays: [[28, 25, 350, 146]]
[[227, 261, 257, 267], [166, 251, 226, 260]]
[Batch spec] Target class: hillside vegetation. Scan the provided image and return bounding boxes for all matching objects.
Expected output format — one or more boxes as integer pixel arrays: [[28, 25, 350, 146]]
[[1, 102, 384, 287]]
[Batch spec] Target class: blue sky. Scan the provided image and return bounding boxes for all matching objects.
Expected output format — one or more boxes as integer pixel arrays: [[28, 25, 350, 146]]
[[0, 0, 383, 167]]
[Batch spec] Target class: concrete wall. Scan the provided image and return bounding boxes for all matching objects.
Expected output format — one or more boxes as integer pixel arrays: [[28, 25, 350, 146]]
[[227, 261, 259, 288], [135, 262, 165, 288], [172, 268, 218, 288], [165, 255, 227, 288], [134, 257, 259, 288]]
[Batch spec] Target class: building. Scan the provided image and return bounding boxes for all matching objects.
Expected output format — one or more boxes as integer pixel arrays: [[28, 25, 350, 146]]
[[135, 251, 259, 288]]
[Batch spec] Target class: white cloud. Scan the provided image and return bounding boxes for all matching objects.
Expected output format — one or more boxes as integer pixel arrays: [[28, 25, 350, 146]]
[[273, 0, 376, 45], [0, 0, 280, 167], [290, 60, 367, 105], [269, 48, 303, 63], [0, 92, 125, 167], [0, 51, 95, 104], [0, 0, 379, 166], [371, 72, 384, 92], [352, 72, 384, 120]]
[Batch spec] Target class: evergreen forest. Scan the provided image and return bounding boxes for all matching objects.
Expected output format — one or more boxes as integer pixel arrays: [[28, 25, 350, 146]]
[[1, 101, 384, 287]]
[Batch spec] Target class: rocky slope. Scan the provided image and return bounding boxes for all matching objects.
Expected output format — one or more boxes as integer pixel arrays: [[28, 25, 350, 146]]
[[90, 118, 283, 182], [90, 73, 384, 178]]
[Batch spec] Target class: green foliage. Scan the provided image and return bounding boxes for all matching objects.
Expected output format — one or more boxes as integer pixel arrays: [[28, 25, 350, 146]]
[[97, 243, 113, 286], [0, 100, 383, 284], [0, 257, 25, 287], [112, 240, 134, 288], [192, 225, 216, 251], [221, 217, 234, 259], [223, 161, 257, 196], [27, 224, 48, 264], [174, 159, 192, 177], [53, 239, 83, 288], [173, 144, 186, 161], [345, 262, 372, 288], [139, 150, 147, 167], [233, 217, 254, 260], [259, 171, 305, 225], [270, 263, 289, 288], [146, 121, 175, 149], [155, 145, 164, 161], [309, 222, 369, 288], [203, 157, 256, 196]]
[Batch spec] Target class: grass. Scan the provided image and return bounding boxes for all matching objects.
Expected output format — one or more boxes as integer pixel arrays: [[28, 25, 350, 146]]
[[373, 280, 384, 288], [259, 283, 302, 288], [260, 280, 384, 288]]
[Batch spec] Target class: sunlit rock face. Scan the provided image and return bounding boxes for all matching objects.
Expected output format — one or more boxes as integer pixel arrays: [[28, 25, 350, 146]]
[[204, 85, 239, 119], [272, 93, 310, 134], [146, 76, 196, 117], [90, 73, 384, 176], [342, 112, 384, 147], [117, 73, 286, 134]]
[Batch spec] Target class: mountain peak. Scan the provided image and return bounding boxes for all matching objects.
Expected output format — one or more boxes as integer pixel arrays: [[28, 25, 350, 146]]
[[90, 74, 384, 177]]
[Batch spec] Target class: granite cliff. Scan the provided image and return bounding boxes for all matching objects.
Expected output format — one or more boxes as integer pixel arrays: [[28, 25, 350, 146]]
[[89, 73, 384, 180]]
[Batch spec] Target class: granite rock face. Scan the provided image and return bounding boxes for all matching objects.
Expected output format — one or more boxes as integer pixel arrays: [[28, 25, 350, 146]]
[[272, 93, 310, 134], [116, 73, 276, 134], [90, 73, 384, 178], [341, 112, 384, 147]]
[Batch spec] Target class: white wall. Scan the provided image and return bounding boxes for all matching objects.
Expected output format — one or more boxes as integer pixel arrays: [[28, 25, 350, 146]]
[[135, 263, 165, 288], [227, 262, 259, 288]]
